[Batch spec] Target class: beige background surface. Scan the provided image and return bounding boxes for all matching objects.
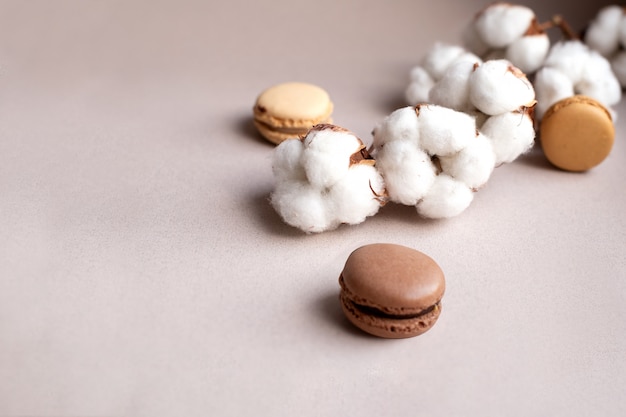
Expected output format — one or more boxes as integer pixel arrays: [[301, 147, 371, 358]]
[[1, 1, 624, 416]]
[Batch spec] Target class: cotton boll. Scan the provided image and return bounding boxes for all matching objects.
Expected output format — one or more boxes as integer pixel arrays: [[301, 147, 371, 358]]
[[480, 111, 535, 164], [372, 106, 420, 149], [328, 164, 385, 225], [505, 33, 550, 74], [270, 123, 389, 233], [416, 104, 477, 156], [270, 182, 331, 233], [416, 174, 474, 219], [469, 60, 535, 116], [438, 132, 496, 189], [272, 138, 305, 182], [585, 5, 623, 57], [575, 51, 622, 107], [422, 43, 469, 81], [301, 127, 362, 189], [406, 44, 482, 106], [406, 66, 435, 105], [409, 65, 431, 83], [473, 3, 535, 49], [375, 140, 437, 206], [429, 60, 478, 112], [534, 67, 575, 119], [543, 40, 591, 84], [611, 51, 626, 87]]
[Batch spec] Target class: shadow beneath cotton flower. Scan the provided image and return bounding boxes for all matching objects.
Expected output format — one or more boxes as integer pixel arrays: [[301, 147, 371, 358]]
[[248, 188, 307, 237], [376, 202, 430, 225], [516, 143, 554, 171]]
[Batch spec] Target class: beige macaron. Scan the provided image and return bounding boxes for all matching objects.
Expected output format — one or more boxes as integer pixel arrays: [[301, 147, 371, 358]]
[[253, 82, 333, 145], [539, 95, 615, 172]]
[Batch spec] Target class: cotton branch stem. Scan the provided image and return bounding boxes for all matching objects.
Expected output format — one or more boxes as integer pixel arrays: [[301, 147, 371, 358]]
[[539, 15, 579, 40]]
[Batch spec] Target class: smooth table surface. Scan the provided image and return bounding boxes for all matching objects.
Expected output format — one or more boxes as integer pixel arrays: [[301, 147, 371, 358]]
[[1, 1, 624, 416]]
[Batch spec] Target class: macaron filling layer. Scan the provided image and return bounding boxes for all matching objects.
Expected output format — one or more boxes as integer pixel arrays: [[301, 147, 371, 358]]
[[347, 297, 440, 320], [340, 291, 442, 336], [253, 119, 314, 135]]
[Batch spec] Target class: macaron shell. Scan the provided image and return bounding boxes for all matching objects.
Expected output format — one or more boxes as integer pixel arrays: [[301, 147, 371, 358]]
[[253, 82, 334, 129], [340, 292, 441, 339], [340, 243, 445, 314], [540, 95, 615, 172]]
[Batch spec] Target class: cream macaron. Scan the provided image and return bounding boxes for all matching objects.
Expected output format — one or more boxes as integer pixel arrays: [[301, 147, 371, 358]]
[[253, 82, 334, 145]]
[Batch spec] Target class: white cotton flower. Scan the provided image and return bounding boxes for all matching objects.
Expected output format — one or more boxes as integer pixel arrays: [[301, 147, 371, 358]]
[[272, 138, 305, 182], [438, 132, 496, 189], [372, 104, 484, 217], [271, 182, 331, 233], [416, 104, 477, 156], [464, 3, 549, 74], [469, 59, 535, 115], [576, 51, 622, 107], [543, 40, 591, 84], [422, 43, 471, 81], [405, 66, 435, 105], [585, 5, 623, 57], [480, 110, 535, 165], [270, 125, 385, 233], [533, 67, 575, 119], [374, 140, 437, 206], [372, 88, 533, 219], [405, 43, 482, 106], [327, 164, 386, 226], [505, 33, 550, 74], [372, 106, 420, 149], [301, 127, 362, 189], [416, 174, 474, 219], [473, 3, 535, 49], [428, 60, 477, 112], [538, 40, 621, 113]]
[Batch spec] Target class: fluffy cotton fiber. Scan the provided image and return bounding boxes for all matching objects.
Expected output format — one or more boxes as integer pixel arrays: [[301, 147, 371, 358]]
[[384, 56, 537, 219], [479, 110, 535, 165], [464, 3, 550, 74], [428, 60, 477, 112], [424, 58, 537, 166], [416, 174, 474, 219], [585, 5, 626, 88], [468, 59, 536, 116], [372, 104, 496, 218], [534, 40, 621, 119], [405, 43, 482, 105], [270, 124, 385, 233]]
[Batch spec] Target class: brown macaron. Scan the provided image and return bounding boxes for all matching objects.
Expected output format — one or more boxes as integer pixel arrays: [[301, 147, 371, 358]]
[[253, 82, 334, 145], [539, 95, 615, 172], [339, 243, 445, 339]]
